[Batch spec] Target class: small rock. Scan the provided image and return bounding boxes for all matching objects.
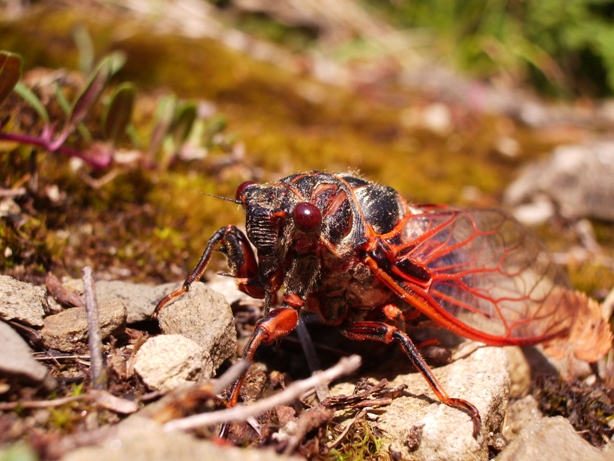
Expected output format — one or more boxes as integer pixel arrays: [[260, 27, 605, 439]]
[[422, 103, 452, 134], [0, 321, 56, 391], [504, 346, 533, 398], [504, 141, 614, 222], [0, 275, 47, 327], [63, 279, 181, 324], [206, 273, 255, 307], [503, 395, 542, 440], [157, 282, 237, 372], [508, 198, 555, 227], [496, 136, 520, 158], [97, 281, 181, 324], [133, 334, 210, 392], [358, 347, 510, 461], [60, 416, 293, 461], [41, 300, 126, 352], [495, 416, 607, 461]]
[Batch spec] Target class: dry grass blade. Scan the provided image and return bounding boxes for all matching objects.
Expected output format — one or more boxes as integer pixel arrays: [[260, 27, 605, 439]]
[[46, 272, 84, 307]]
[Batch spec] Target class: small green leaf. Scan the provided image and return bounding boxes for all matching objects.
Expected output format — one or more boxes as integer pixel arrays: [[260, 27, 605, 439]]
[[72, 25, 95, 75], [103, 82, 135, 144], [52, 81, 92, 142], [148, 94, 177, 156], [100, 51, 128, 76], [204, 116, 227, 139], [68, 57, 112, 128], [171, 101, 197, 147], [0, 51, 23, 108], [13, 82, 49, 124], [52, 81, 72, 116], [105, 51, 127, 76]]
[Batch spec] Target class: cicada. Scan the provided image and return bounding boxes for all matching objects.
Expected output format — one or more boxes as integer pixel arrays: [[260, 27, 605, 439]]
[[153, 171, 611, 437]]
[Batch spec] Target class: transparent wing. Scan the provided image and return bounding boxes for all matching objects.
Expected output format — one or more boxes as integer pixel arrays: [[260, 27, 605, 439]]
[[386, 207, 580, 344]]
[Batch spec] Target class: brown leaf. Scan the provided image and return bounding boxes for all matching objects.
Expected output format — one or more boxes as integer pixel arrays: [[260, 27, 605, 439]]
[[542, 290, 612, 363]]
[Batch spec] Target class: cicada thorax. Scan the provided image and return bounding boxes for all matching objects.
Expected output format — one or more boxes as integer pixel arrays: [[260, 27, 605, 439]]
[[259, 172, 416, 324]]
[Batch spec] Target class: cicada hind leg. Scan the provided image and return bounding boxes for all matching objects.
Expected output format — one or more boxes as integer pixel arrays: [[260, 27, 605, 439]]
[[340, 320, 482, 438], [215, 306, 299, 437], [152, 225, 264, 318]]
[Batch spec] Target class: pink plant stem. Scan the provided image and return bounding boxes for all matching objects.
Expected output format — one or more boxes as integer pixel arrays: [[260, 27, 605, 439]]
[[0, 131, 111, 169]]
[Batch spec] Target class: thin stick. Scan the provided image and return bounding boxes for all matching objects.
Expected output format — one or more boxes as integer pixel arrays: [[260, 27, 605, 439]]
[[0, 395, 86, 410], [163, 355, 362, 432], [0, 390, 137, 414], [211, 360, 251, 395], [82, 266, 107, 390], [34, 354, 91, 361], [0, 187, 26, 198]]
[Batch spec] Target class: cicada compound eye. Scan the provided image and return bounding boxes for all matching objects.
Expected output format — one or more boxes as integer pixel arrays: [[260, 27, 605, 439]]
[[235, 181, 256, 202], [293, 202, 322, 232]]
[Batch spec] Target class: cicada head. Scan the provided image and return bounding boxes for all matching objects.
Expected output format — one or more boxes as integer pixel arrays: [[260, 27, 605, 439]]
[[235, 181, 295, 285], [236, 181, 285, 251], [235, 177, 329, 298]]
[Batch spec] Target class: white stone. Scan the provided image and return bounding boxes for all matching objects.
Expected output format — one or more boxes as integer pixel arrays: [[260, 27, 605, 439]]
[[134, 334, 211, 392], [157, 282, 237, 371]]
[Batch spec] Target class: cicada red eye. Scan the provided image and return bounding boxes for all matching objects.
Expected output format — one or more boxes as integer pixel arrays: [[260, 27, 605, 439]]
[[294, 202, 322, 232], [235, 181, 256, 201]]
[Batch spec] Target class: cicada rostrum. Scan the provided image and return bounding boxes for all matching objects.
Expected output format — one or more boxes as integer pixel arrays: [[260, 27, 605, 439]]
[[153, 171, 611, 437]]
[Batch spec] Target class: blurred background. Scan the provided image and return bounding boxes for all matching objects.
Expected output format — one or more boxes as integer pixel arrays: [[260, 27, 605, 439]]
[[1, 0, 614, 300]]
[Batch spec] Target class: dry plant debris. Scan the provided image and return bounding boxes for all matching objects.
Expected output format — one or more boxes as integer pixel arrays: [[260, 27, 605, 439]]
[[532, 374, 614, 447]]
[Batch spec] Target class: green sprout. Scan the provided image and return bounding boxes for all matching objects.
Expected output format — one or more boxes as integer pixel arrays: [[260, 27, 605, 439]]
[[0, 50, 132, 169]]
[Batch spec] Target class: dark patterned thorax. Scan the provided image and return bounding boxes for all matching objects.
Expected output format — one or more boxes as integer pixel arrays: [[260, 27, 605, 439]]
[[239, 172, 415, 323], [273, 173, 410, 323], [282, 172, 407, 246]]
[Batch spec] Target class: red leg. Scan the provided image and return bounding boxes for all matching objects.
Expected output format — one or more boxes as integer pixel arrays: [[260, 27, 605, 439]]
[[218, 307, 299, 437], [226, 307, 299, 406], [340, 320, 481, 437]]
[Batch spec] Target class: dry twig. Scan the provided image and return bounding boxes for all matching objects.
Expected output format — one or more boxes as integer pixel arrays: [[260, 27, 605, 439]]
[[163, 355, 362, 432], [0, 390, 137, 414], [82, 266, 107, 390], [212, 359, 251, 394]]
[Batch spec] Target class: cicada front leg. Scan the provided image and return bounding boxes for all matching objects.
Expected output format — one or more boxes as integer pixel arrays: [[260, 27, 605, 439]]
[[152, 225, 264, 318], [340, 320, 482, 438]]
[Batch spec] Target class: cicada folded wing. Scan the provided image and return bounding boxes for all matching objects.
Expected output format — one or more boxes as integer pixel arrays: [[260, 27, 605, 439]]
[[379, 206, 611, 360]]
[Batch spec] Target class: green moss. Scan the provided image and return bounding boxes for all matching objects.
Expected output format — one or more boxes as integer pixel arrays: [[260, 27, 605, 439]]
[[567, 263, 614, 296], [1, 4, 612, 291], [0, 7, 519, 204], [324, 418, 390, 461], [0, 443, 39, 461]]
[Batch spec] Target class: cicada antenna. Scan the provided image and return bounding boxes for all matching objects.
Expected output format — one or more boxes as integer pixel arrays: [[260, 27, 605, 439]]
[[200, 192, 242, 205]]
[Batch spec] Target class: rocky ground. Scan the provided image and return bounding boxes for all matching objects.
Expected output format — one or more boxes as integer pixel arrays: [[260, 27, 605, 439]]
[[1, 272, 613, 460]]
